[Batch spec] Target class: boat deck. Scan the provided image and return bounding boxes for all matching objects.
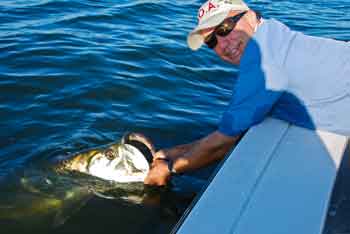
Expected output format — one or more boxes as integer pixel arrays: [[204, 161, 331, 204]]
[[174, 118, 349, 234]]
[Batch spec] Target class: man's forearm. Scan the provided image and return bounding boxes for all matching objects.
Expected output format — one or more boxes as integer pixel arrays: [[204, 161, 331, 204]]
[[173, 136, 238, 172], [159, 131, 241, 174], [144, 131, 241, 186], [155, 140, 200, 161]]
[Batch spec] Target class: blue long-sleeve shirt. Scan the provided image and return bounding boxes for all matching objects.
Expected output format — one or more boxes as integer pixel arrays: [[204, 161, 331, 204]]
[[218, 19, 350, 136]]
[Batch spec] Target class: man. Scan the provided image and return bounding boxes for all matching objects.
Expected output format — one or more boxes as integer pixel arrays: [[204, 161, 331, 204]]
[[144, 0, 350, 186]]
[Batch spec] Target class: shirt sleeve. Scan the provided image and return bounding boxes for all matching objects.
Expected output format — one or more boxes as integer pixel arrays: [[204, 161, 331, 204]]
[[218, 62, 288, 136]]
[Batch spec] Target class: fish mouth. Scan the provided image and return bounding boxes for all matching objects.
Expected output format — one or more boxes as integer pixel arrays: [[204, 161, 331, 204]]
[[121, 133, 154, 164]]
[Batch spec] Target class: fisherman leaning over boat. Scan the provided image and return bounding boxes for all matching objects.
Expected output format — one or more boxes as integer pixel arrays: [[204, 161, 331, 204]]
[[143, 0, 350, 186]]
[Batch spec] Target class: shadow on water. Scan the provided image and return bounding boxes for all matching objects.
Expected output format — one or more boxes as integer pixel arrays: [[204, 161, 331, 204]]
[[0, 167, 198, 234], [50, 190, 195, 234]]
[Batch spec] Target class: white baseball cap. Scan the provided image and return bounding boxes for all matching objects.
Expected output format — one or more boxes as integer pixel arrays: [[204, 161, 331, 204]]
[[187, 0, 249, 50]]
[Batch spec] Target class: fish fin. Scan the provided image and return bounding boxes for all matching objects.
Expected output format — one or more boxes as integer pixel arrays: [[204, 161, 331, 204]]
[[52, 187, 93, 228]]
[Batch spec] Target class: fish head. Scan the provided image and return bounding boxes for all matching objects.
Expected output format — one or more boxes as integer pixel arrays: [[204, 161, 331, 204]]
[[87, 143, 150, 183]]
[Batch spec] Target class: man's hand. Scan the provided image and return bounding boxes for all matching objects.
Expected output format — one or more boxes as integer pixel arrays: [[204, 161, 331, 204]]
[[144, 158, 171, 186]]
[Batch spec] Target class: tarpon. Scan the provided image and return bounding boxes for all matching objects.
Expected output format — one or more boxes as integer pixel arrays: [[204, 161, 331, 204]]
[[0, 134, 156, 230]]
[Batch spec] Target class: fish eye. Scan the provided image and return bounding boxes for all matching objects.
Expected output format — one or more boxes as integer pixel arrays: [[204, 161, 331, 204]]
[[105, 149, 115, 160]]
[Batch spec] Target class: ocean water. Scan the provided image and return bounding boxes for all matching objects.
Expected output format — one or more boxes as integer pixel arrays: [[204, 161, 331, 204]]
[[0, 0, 349, 233]]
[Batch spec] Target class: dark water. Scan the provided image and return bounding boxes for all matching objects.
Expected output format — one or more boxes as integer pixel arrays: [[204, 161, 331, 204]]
[[0, 0, 349, 233]]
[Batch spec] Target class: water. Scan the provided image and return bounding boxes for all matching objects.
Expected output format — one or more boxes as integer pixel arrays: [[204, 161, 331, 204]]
[[0, 0, 349, 233]]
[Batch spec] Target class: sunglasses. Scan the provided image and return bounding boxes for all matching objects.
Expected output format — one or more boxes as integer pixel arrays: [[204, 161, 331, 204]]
[[204, 11, 248, 49]]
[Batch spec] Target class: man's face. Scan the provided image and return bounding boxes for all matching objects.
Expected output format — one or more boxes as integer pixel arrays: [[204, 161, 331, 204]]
[[201, 11, 254, 65]]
